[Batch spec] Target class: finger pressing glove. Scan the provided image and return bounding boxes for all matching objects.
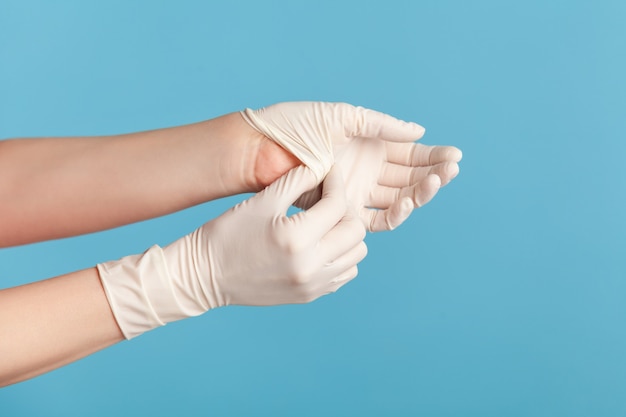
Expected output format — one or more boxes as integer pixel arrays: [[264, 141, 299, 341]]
[[97, 166, 367, 339]]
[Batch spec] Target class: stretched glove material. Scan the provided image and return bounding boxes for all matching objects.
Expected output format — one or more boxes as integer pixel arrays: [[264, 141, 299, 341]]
[[98, 166, 367, 339]]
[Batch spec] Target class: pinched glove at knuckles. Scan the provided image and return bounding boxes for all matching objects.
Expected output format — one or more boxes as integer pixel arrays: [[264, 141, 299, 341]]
[[98, 166, 366, 339]]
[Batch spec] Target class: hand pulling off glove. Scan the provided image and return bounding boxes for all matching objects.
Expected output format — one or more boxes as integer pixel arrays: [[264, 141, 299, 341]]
[[241, 102, 462, 232], [98, 166, 366, 339]]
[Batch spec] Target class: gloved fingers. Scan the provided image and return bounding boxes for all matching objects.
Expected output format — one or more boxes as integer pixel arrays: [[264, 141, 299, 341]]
[[367, 185, 402, 209], [324, 241, 367, 278], [317, 240, 366, 293], [291, 165, 347, 240], [331, 265, 359, 285], [369, 174, 441, 209], [325, 265, 360, 295], [306, 265, 360, 301], [341, 104, 426, 143], [293, 185, 322, 210], [401, 174, 441, 207], [292, 240, 365, 303], [434, 161, 460, 186], [385, 142, 463, 167], [379, 161, 460, 188], [259, 165, 319, 215], [318, 210, 366, 264], [360, 197, 414, 232]]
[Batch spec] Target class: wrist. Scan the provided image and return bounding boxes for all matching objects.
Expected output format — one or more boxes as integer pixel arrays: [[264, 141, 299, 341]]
[[233, 111, 302, 192], [97, 238, 214, 340], [199, 112, 300, 198], [97, 247, 167, 339], [250, 129, 302, 191], [226, 112, 302, 192]]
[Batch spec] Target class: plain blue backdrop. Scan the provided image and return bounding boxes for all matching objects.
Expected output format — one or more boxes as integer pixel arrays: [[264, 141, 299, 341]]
[[1, 1, 625, 416]]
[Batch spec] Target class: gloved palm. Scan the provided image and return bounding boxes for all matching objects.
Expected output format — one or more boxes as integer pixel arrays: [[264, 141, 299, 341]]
[[241, 102, 462, 232]]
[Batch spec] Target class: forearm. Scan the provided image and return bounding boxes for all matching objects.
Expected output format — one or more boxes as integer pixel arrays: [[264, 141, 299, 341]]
[[0, 267, 123, 387], [0, 112, 299, 247]]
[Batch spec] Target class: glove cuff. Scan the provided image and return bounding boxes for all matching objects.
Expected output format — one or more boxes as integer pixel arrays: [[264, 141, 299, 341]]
[[97, 244, 212, 339], [240, 108, 332, 182], [97, 246, 167, 339]]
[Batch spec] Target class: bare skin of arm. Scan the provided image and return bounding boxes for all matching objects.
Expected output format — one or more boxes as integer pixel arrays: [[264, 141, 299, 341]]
[[0, 112, 300, 386], [0, 268, 122, 387], [0, 112, 299, 247]]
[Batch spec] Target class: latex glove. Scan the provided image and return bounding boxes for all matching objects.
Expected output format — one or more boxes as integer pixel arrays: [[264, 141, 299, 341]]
[[296, 139, 462, 231], [97, 166, 366, 339], [241, 102, 462, 231]]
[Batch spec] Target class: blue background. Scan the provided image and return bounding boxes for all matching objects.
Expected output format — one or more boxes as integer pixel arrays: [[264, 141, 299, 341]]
[[1, 1, 625, 416]]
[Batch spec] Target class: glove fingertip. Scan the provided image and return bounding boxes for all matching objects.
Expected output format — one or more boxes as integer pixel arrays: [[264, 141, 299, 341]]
[[400, 196, 414, 214], [445, 146, 463, 162], [409, 122, 426, 140], [413, 174, 441, 208], [453, 147, 463, 162], [376, 110, 425, 142], [386, 198, 414, 231]]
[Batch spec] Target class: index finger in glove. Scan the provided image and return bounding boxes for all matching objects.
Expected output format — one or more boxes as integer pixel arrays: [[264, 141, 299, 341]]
[[339, 103, 426, 143], [385, 142, 463, 167]]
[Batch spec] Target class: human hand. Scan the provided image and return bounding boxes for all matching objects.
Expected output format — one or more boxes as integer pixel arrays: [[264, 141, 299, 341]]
[[179, 164, 366, 307], [98, 165, 366, 338], [241, 102, 462, 231], [295, 139, 462, 232]]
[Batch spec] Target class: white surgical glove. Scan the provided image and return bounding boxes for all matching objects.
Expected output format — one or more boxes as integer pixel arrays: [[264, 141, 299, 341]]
[[241, 102, 462, 232], [98, 166, 366, 339]]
